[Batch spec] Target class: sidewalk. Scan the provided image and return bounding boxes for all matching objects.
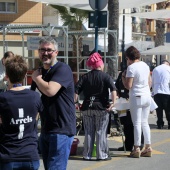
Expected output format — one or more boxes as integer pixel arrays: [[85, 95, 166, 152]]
[[39, 111, 170, 170]]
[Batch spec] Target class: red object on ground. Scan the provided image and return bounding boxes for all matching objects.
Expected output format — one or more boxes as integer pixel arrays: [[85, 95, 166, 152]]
[[70, 138, 80, 156]]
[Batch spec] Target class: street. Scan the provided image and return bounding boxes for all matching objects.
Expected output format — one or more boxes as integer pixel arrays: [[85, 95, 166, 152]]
[[39, 111, 170, 170]]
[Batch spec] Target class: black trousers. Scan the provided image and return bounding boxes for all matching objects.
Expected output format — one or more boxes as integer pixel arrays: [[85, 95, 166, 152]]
[[120, 110, 144, 150], [154, 93, 170, 126]]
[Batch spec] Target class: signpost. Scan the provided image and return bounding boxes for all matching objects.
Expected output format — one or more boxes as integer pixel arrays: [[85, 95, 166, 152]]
[[89, 0, 108, 52]]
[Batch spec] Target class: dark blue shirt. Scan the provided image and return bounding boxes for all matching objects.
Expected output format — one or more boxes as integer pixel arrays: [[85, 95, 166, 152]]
[[0, 89, 42, 162], [32, 61, 76, 135]]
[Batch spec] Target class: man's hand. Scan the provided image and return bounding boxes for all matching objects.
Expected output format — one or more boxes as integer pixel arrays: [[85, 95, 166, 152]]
[[32, 69, 42, 82]]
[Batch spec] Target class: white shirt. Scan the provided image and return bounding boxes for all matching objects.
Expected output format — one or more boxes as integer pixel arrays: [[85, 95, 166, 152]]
[[0, 60, 7, 90], [152, 64, 170, 95], [126, 61, 150, 97]]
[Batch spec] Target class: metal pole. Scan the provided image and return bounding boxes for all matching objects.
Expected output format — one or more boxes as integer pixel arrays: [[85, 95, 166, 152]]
[[94, 0, 98, 52], [65, 27, 68, 64], [76, 36, 79, 80], [3, 25, 6, 54], [21, 31, 25, 57], [121, 9, 126, 71], [104, 29, 107, 72]]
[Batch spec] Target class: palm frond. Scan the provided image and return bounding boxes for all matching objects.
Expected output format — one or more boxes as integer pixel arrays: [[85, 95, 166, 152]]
[[50, 5, 69, 14], [50, 5, 89, 30]]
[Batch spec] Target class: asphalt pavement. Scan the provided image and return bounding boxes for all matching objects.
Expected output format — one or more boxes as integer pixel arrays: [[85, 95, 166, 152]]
[[39, 111, 170, 170]]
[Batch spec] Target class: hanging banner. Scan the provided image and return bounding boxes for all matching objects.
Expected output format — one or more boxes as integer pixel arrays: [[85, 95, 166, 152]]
[[27, 36, 95, 51]]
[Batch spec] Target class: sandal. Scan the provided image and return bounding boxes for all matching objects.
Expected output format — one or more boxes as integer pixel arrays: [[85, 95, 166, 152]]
[[141, 147, 152, 157], [130, 147, 141, 158]]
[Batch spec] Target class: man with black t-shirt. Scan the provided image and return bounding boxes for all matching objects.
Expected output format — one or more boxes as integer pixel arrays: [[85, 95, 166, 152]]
[[0, 55, 42, 170], [31, 36, 76, 170]]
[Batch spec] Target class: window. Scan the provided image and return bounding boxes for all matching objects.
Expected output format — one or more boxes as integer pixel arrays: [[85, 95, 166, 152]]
[[0, 0, 17, 13]]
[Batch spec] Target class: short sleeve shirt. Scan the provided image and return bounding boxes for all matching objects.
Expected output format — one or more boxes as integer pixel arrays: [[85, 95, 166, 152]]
[[152, 64, 170, 95], [40, 61, 76, 135], [75, 70, 117, 110], [126, 61, 150, 97], [0, 89, 42, 162]]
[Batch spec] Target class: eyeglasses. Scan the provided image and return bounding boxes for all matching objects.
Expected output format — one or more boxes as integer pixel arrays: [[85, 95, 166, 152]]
[[125, 57, 129, 60], [39, 48, 56, 54]]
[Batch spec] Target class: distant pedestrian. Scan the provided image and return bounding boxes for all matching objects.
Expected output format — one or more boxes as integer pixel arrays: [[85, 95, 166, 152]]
[[31, 36, 76, 170], [0, 51, 14, 92], [152, 60, 170, 129], [0, 55, 42, 170]]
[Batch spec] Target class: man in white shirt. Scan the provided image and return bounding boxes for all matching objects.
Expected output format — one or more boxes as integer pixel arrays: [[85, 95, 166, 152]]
[[152, 60, 170, 129]]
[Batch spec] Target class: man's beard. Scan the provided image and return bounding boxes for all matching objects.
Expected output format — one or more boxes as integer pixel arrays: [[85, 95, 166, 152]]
[[42, 54, 52, 64]]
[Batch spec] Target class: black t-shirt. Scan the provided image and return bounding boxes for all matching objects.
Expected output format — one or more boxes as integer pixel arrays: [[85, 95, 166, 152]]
[[31, 61, 76, 135], [0, 89, 42, 162], [75, 70, 117, 110], [115, 71, 129, 99]]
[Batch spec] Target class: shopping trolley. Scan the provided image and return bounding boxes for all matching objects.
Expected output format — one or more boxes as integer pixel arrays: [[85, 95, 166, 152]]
[[109, 107, 126, 152], [76, 109, 83, 136]]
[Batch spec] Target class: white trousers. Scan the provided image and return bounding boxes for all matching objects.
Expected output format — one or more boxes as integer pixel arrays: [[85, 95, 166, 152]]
[[129, 95, 151, 146]]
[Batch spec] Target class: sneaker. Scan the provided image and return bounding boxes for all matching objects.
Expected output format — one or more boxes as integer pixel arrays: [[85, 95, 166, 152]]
[[97, 156, 112, 161], [83, 156, 91, 161], [83, 157, 91, 161]]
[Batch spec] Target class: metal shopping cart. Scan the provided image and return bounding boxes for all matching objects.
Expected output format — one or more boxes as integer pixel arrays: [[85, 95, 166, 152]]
[[76, 109, 83, 136], [109, 108, 126, 152]]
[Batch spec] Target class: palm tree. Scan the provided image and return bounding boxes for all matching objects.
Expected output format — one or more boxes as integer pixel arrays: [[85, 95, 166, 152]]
[[50, 5, 89, 81], [108, 0, 119, 79], [155, 1, 170, 47]]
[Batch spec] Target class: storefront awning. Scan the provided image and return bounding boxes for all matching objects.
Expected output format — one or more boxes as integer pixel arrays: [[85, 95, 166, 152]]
[[27, 0, 167, 10], [130, 9, 170, 21]]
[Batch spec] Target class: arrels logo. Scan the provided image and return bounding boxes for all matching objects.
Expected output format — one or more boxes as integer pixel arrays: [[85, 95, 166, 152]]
[[10, 108, 33, 139]]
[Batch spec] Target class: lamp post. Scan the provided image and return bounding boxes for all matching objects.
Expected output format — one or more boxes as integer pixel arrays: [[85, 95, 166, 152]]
[[121, 9, 126, 71], [95, 0, 99, 52]]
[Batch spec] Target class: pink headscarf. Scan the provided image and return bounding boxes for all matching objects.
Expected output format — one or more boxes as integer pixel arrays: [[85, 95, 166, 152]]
[[86, 52, 104, 69]]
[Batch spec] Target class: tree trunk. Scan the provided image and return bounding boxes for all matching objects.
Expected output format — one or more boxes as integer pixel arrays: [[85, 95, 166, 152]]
[[69, 24, 83, 83], [155, 2, 167, 47], [108, 0, 119, 79]]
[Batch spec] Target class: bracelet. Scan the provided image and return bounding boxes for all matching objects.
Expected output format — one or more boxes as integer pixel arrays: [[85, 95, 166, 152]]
[[74, 101, 78, 104]]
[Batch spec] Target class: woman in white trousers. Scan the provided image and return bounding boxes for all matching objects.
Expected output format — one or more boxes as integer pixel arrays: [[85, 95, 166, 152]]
[[122, 46, 152, 158]]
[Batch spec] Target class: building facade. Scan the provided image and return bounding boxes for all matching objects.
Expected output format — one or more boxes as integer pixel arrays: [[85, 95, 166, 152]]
[[0, 0, 42, 68]]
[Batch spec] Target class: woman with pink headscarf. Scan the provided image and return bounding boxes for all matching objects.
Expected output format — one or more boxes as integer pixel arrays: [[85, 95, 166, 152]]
[[74, 52, 117, 161]]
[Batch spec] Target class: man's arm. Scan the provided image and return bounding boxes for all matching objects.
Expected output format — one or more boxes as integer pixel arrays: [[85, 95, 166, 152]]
[[32, 69, 61, 97]]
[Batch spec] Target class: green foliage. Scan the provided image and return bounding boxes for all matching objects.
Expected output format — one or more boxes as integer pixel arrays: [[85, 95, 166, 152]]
[[50, 5, 89, 30]]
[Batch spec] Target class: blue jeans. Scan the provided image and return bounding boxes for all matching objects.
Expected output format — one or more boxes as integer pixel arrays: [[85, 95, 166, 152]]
[[0, 161, 39, 170], [39, 133, 73, 170]]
